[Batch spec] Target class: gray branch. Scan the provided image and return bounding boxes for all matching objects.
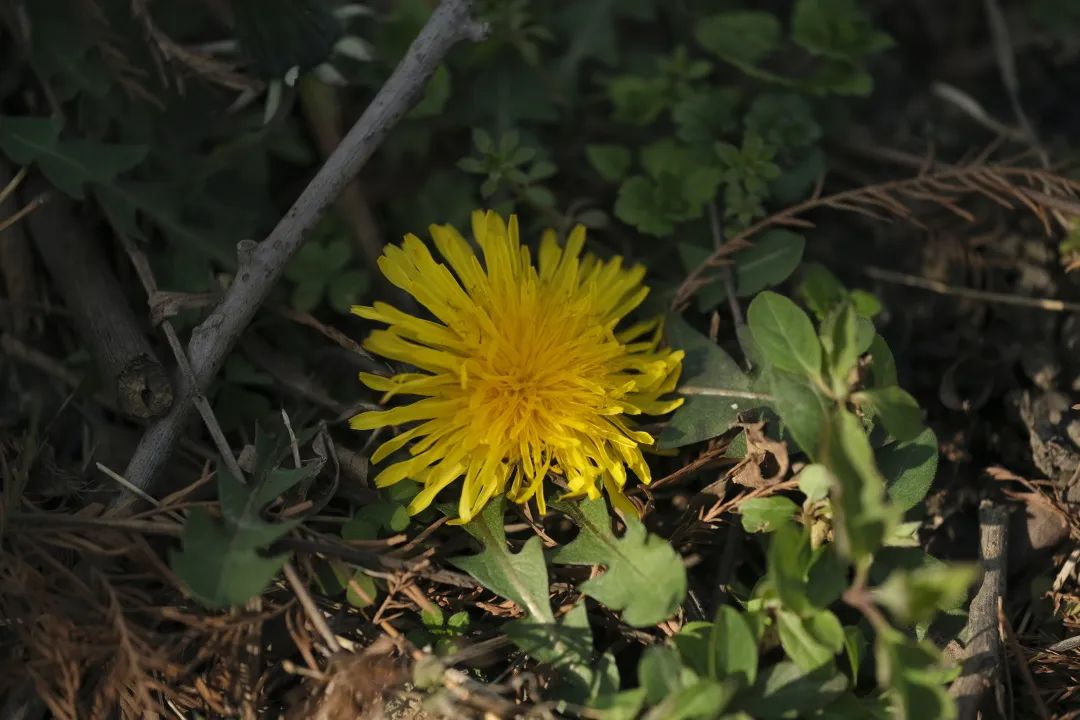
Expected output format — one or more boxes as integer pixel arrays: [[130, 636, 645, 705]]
[[23, 174, 173, 419], [120, 0, 484, 497], [950, 501, 1009, 720]]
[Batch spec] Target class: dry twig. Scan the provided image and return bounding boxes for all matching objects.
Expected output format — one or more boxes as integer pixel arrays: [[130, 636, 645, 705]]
[[951, 501, 1010, 720], [674, 164, 1080, 309]]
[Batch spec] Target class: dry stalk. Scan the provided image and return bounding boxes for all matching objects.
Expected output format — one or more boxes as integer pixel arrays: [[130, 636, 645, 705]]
[[674, 163, 1080, 309]]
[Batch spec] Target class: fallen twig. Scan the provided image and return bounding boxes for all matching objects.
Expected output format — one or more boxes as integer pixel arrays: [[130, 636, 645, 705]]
[[950, 501, 1010, 720], [22, 174, 173, 419]]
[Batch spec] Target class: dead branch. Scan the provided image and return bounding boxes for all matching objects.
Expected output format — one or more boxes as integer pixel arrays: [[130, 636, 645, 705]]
[[120, 0, 486, 500], [950, 501, 1010, 720], [0, 161, 39, 335], [20, 174, 173, 419], [674, 163, 1080, 309]]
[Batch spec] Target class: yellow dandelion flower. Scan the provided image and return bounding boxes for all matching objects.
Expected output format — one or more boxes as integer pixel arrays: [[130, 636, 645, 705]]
[[349, 210, 684, 523]]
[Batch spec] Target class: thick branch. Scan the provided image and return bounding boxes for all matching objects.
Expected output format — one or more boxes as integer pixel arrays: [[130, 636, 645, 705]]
[[950, 501, 1009, 720], [23, 174, 173, 419], [121, 0, 484, 496]]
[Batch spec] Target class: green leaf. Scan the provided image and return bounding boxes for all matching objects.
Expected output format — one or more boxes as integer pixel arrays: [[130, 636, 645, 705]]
[[797, 464, 832, 502], [819, 408, 895, 561], [675, 607, 759, 685], [450, 496, 554, 622], [797, 263, 848, 320], [608, 75, 669, 125], [328, 270, 370, 314], [866, 334, 898, 388], [850, 289, 883, 318], [171, 455, 323, 608], [171, 508, 290, 608], [696, 12, 782, 65], [291, 279, 325, 312], [740, 496, 800, 533], [872, 562, 977, 625], [792, 0, 893, 63], [747, 291, 822, 377], [615, 175, 673, 236], [744, 94, 822, 150], [659, 315, 756, 448], [875, 629, 958, 720], [551, 497, 686, 627], [639, 645, 687, 705], [878, 427, 939, 512], [0, 116, 147, 199], [651, 679, 739, 720], [768, 523, 814, 615], [855, 386, 923, 442], [819, 302, 872, 393], [345, 570, 378, 608], [741, 662, 848, 719], [777, 609, 843, 670], [764, 367, 831, 457], [672, 88, 740, 146], [843, 626, 867, 680], [594, 688, 647, 720], [806, 545, 848, 609], [732, 230, 805, 297]]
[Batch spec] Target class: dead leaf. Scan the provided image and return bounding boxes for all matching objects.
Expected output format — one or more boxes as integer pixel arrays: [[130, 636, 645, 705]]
[[729, 422, 789, 489]]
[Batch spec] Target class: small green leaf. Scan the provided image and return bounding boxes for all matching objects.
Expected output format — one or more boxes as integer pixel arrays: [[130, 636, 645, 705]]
[[747, 291, 822, 377], [777, 609, 842, 671], [742, 662, 848, 719], [820, 409, 895, 561], [672, 88, 740, 146], [328, 270, 370, 314], [696, 12, 782, 65], [656, 679, 739, 720], [806, 546, 848, 609], [676, 606, 759, 686], [732, 230, 806, 297], [855, 386, 923, 442], [764, 367, 831, 457], [878, 427, 939, 512], [768, 523, 813, 614], [551, 497, 686, 627], [875, 629, 958, 719], [792, 0, 893, 63], [798, 464, 832, 502], [867, 333, 898, 388], [819, 302, 872, 393], [0, 115, 148, 199], [171, 508, 291, 608], [171, 454, 322, 608], [843, 625, 867, 680], [850, 289, 883, 318], [450, 496, 554, 622], [291, 279, 325, 312], [740, 496, 800, 533], [345, 570, 378, 608], [798, 263, 848, 320], [872, 562, 977, 625], [639, 645, 686, 705], [586, 144, 632, 181]]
